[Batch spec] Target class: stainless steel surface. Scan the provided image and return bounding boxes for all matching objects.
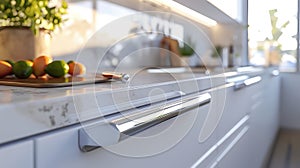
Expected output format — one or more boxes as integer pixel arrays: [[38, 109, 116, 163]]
[[79, 92, 211, 152]]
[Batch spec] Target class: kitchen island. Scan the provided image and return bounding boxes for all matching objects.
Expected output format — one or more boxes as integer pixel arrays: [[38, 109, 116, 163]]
[[0, 67, 278, 168]]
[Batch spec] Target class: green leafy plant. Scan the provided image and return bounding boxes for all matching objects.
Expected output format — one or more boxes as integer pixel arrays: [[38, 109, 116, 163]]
[[0, 0, 68, 34], [179, 42, 195, 57], [268, 9, 290, 50], [179, 37, 195, 57], [269, 9, 289, 41]]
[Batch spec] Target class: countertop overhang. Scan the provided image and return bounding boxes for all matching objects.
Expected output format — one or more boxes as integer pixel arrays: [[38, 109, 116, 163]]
[[0, 66, 264, 144]]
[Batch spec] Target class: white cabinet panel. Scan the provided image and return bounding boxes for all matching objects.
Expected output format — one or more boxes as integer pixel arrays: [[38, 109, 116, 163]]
[[212, 83, 250, 168], [247, 70, 280, 167], [0, 140, 34, 168], [265, 73, 280, 140], [217, 84, 249, 139], [214, 71, 279, 168], [212, 70, 280, 168]]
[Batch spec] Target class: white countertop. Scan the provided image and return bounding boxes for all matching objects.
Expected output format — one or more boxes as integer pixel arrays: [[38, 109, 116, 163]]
[[0, 67, 264, 144]]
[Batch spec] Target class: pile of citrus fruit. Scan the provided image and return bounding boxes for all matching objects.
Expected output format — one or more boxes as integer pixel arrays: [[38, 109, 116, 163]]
[[0, 55, 86, 79]]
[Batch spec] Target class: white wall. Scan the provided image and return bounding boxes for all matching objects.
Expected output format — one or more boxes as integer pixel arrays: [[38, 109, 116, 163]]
[[280, 73, 300, 129], [50, 0, 242, 71]]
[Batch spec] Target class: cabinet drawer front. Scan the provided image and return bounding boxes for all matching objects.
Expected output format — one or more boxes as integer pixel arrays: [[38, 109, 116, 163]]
[[0, 140, 34, 168], [35, 101, 220, 168], [79, 93, 211, 152]]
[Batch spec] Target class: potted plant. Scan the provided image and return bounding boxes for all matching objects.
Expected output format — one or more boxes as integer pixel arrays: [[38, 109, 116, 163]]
[[0, 0, 68, 61], [176, 39, 195, 67], [266, 9, 290, 66], [179, 42, 195, 57]]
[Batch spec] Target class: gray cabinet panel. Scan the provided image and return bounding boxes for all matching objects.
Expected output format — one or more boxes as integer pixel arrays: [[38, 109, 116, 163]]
[[0, 140, 34, 168]]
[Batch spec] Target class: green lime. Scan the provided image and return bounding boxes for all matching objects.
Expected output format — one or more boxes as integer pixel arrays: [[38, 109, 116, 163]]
[[45, 60, 69, 78], [13, 61, 33, 79]]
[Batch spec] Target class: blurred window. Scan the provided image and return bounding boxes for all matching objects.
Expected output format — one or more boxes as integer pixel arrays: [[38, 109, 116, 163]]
[[248, 0, 298, 72]]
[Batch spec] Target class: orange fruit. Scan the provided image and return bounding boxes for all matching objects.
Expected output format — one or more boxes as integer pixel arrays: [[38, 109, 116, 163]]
[[68, 61, 86, 76], [4, 60, 14, 66], [4, 60, 14, 75], [33, 55, 53, 77], [0, 61, 13, 78]]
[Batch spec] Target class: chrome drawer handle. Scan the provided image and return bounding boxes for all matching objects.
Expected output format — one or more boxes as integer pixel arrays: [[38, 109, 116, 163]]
[[234, 76, 262, 90], [233, 82, 246, 90], [271, 70, 279, 77], [79, 93, 211, 152]]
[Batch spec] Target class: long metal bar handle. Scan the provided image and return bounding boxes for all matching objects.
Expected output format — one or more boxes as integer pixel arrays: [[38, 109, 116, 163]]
[[79, 93, 211, 152], [234, 76, 262, 90]]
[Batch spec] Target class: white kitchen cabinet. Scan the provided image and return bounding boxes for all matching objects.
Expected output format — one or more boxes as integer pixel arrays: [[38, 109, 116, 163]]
[[214, 69, 280, 168], [35, 91, 224, 168], [0, 140, 34, 168], [173, 0, 242, 24], [34, 71, 280, 168], [0, 69, 280, 168], [246, 70, 280, 167], [244, 72, 269, 168], [264, 70, 280, 142], [213, 78, 253, 168]]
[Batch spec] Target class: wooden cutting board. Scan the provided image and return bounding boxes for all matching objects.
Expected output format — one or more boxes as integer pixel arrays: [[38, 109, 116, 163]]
[[0, 75, 111, 88]]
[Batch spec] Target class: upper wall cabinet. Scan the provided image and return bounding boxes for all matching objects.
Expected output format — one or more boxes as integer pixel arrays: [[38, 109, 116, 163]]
[[173, 0, 243, 25], [206, 0, 244, 23], [107, 0, 243, 26]]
